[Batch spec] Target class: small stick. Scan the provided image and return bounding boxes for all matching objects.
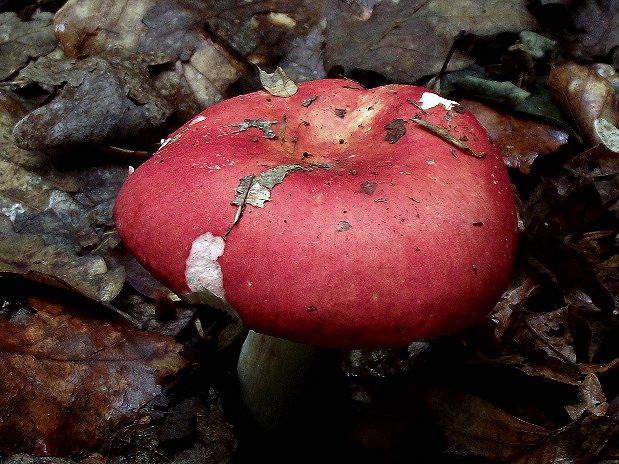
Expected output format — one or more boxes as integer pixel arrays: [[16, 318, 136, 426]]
[[224, 174, 255, 239], [407, 98, 428, 114], [427, 30, 466, 91], [411, 118, 486, 158]]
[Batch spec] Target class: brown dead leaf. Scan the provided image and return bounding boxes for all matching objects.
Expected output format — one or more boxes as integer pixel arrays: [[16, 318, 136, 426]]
[[462, 99, 569, 173], [0, 12, 57, 80], [427, 388, 550, 461], [0, 292, 186, 456], [324, 0, 538, 83], [53, 0, 245, 118], [565, 374, 608, 420], [13, 55, 173, 150], [548, 62, 619, 146]]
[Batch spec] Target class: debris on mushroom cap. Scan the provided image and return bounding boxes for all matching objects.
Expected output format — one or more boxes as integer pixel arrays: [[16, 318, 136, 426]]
[[113, 79, 518, 349]]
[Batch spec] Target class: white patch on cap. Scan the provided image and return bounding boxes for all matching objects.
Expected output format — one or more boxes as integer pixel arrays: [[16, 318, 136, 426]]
[[185, 232, 228, 308], [418, 92, 458, 110]]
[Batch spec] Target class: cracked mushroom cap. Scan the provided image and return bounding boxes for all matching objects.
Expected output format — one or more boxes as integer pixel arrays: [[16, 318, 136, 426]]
[[113, 79, 517, 348]]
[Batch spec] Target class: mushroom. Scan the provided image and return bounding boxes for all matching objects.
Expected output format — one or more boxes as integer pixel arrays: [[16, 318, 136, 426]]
[[113, 79, 517, 427]]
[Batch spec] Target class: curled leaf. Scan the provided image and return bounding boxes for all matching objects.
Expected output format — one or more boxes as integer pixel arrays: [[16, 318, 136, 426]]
[[548, 62, 619, 146]]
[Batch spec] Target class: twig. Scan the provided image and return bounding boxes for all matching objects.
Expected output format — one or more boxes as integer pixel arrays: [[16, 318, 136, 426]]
[[407, 98, 428, 114], [427, 30, 466, 90], [411, 118, 486, 158], [224, 174, 255, 239]]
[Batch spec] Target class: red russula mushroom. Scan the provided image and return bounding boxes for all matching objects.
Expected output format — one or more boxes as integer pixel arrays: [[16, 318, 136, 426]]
[[114, 78, 517, 349]]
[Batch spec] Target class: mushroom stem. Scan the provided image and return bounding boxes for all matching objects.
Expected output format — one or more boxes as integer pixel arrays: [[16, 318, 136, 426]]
[[237, 330, 322, 429]]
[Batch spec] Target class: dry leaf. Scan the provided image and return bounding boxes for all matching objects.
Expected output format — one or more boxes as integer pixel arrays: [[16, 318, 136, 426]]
[[0, 233, 125, 302], [0, 293, 187, 455], [593, 118, 619, 152], [258, 66, 298, 97], [572, 0, 619, 67], [279, 21, 327, 83]]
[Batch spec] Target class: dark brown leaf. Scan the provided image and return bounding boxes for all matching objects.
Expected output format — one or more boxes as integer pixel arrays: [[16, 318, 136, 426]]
[[0, 293, 186, 455], [565, 374, 608, 420], [572, 1, 619, 67]]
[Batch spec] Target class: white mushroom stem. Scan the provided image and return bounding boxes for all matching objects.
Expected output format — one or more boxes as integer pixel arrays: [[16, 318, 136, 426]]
[[237, 330, 322, 429]]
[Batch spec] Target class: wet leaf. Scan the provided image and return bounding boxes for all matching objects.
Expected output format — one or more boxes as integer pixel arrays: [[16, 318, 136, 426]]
[[462, 99, 569, 173], [324, 0, 537, 84], [0, 293, 186, 455], [511, 31, 556, 59], [0, 12, 57, 80], [451, 74, 531, 106]]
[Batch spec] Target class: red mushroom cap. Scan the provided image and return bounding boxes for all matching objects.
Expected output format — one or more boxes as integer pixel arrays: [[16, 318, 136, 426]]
[[114, 79, 517, 348]]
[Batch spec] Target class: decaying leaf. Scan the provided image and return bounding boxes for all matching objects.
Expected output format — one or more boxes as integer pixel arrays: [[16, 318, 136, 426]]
[[12, 55, 173, 150], [0, 293, 187, 455], [53, 0, 245, 118], [510, 31, 556, 59], [548, 62, 619, 146], [230, 119, 278, 139], [450, 74, 531, 106], [463, 100, 569, 173], [324, 0, 537, 84], [0, 12, 57, 80], [279, 21, 327, 83], [232, 164, 306, 208], [258, 66, 298, 97], [384, 119, 406, 144]]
